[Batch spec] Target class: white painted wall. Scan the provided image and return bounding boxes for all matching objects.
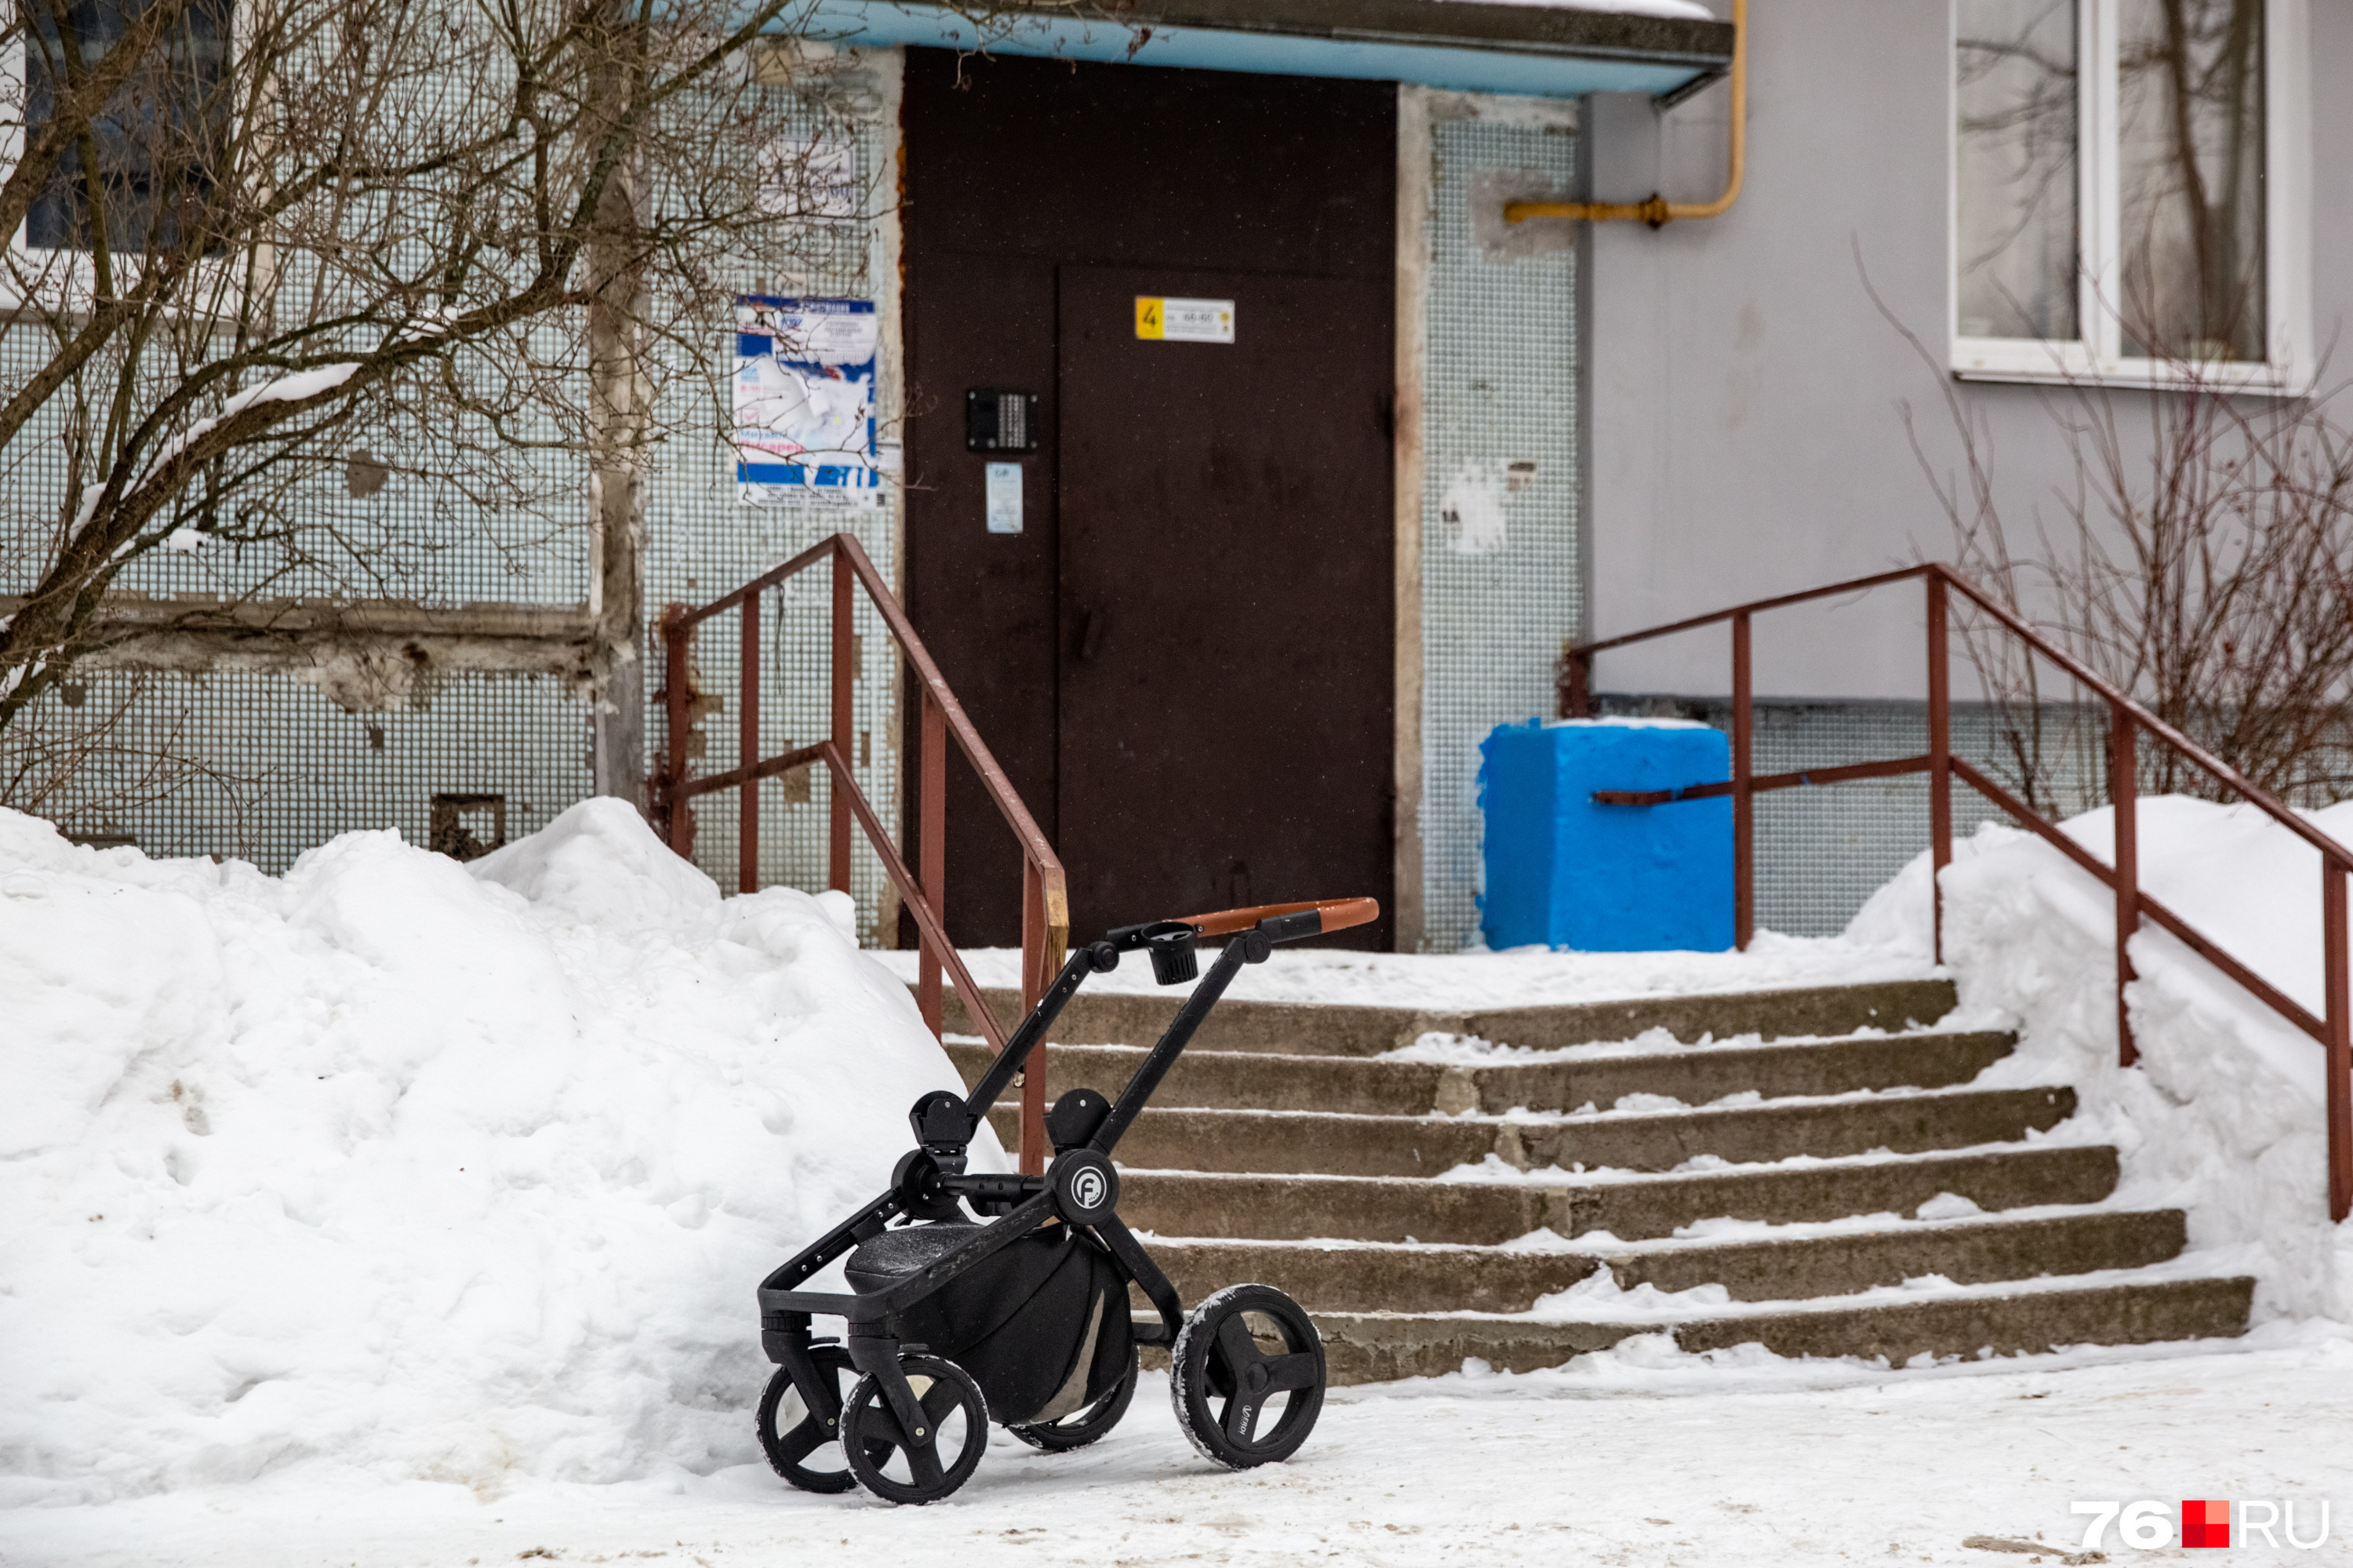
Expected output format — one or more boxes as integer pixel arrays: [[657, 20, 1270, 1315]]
[[1581, 0, 2353, 701]]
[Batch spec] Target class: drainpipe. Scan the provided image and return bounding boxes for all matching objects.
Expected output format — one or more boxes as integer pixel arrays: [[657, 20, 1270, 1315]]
[[1504, 0, 1745, 229]]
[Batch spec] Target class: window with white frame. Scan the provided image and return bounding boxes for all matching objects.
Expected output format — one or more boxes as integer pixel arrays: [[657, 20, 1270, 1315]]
[[1951, 0, 2310, 388]]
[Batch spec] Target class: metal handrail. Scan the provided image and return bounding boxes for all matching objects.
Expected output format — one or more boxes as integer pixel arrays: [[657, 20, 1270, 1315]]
[[651, 532, 1069, 1173], [1560, 561, 2353, 1222]]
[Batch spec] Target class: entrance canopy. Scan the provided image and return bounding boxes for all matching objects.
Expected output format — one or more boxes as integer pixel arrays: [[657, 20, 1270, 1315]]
[[794, 0, 1733, 100]]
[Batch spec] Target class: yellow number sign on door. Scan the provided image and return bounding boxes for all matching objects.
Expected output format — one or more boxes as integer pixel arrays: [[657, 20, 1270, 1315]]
[[1134, 297, 1164, 340]]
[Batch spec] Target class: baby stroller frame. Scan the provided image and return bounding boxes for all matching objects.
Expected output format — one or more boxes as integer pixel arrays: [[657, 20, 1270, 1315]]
[[755, 895, 1377, 1504]]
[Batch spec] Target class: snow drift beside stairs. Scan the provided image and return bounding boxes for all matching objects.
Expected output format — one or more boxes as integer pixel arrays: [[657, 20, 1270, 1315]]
[[1849, 795, 2353, 1326], [0, 800, 994, 1507]]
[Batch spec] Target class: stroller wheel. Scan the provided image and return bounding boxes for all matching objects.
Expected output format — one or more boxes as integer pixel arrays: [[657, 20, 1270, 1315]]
[[1169, 1283, 1326, 1470], [1009, 1343, 1140, 1453], [756, 1348, 868, 1493], [840, 1354, 990, 1504]]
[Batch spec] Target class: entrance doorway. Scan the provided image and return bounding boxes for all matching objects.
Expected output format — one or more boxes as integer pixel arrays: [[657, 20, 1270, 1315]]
[[903, 50, 1396, 950]]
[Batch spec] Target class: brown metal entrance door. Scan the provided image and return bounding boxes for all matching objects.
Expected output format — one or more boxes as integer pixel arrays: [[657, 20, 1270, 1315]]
[[900, 51, 1395, 952], [1055, 264, 1394, 948]]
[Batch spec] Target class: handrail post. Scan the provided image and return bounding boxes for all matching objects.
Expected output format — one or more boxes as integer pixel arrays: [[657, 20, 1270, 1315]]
[[1558, 647, 1592, 719], [2111, 704, 2139, 1066], [1926, 574, 1951, 964], [1731, 611, 1753, 949], [1023, 863, 1052, 1012], [829, 543, 853, 895], [2326, 857, 2351, 1223], [740, 590, 760, 895], [656, 533, 1070, 1177], [1018, 860, 1047, 1174], [918, 688, 946, 1040], [662, 602, 694, 858]]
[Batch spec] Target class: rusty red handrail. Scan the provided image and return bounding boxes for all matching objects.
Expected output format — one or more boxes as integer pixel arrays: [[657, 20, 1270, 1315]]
[[650, 532, 1068, 1173], [1561, 562, 2353, 1223]]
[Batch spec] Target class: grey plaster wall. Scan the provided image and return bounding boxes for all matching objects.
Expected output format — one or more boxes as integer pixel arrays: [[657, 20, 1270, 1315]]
[[1580, 0, 2353, 702]]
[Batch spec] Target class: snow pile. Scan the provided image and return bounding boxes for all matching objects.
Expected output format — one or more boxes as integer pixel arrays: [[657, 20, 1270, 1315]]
[[1849, 796, 2353, 1324], [0, 800, 989, 1507]]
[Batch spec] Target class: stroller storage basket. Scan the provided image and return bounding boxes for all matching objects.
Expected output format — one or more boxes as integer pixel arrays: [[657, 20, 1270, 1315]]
[[755, 895, 1378, 1504], [844, 1223, 1133, 1428]]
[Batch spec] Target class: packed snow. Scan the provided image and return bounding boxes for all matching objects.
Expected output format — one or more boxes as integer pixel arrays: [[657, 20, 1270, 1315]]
[[5, 1336, 2348, 1567], [1852, 798, 2353, 1325], [874, 933, 1937, 1010], [0, 801, 994, 1509]]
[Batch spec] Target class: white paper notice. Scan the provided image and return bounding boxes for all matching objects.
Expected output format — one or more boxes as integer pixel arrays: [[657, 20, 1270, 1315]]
[[756, 134, 861, 222], [1134, 296, 1236, 344], [986, 463, 1023, 534], [733, 297, 882, 503]]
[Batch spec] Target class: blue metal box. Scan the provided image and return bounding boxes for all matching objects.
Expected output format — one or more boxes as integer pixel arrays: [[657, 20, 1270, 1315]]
[[1478, 719, 1733, 952]]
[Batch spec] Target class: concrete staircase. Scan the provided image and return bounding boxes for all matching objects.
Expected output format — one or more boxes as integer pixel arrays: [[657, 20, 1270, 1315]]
[[940, 978, 2255, 1384]]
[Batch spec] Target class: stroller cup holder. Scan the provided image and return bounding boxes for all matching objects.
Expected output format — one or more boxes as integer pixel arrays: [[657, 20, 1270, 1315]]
[[753, 894, 1378, 1504], [1136, 920, 1200, 985]]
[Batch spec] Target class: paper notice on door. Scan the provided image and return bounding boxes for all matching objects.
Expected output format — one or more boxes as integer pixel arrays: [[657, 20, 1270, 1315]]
[[1135, 296, 1235, 344], [986, 463, 1024, 534]]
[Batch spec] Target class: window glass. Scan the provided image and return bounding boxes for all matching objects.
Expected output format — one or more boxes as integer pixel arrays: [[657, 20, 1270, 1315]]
[[26, 0, 233, 253], [2117, 0, 2265, 362], [1955, 0, 2080, 341]]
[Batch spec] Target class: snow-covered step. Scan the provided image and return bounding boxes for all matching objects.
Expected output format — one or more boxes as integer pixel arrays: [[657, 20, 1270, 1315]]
[[1459, 1030, 2018, 1116], [1141, 1208, 2190, 1313], [987, 1086, 2075, 1177], [945, 1027, 2020, 1118], [940, 977, 1961, 1058], [938, 969, 2255, 1374], [1304, 1275, 2258, 1384], [949, 1040, 1452, 1116], [1115, 1145, 2122, 1244]]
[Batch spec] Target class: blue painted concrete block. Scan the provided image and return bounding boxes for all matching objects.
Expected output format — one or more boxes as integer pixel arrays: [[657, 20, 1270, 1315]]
[[1478, 719, 1734, 952]]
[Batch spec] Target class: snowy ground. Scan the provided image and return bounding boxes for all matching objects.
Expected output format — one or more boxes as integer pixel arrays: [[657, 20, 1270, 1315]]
[[7, 1332, 2348, 1567]]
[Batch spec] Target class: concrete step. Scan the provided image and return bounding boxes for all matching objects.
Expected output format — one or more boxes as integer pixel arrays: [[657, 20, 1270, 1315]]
[[1467, 1031, 2017, 1117], [946, 1028, 2019, 1118], [943, 977, 1960, 1057], [1141, 1208, 2189, 1313], [989, 1086, 2075, 1178], [939, 974, 2254, 1377], [1118, 1144, 2121, 1244], [1303, 1275, 2257, 1383], [949, 1040, 1448, 1117]]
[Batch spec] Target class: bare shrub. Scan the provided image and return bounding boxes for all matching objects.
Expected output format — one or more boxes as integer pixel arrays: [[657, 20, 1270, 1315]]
[[1889, 333, 2353, 807], [0, 674, 256, 846]]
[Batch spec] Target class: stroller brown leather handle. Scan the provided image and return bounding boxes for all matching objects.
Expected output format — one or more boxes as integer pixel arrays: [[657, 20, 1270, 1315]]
[[1174, 897, 1380, 938]]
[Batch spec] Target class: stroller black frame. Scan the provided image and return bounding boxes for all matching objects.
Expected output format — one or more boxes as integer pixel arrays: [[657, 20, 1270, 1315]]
[[755, 895, 1377, 1504]]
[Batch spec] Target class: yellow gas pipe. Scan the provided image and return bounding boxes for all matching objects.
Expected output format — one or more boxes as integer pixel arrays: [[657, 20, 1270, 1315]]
[[1504, 0, 1745, 229]]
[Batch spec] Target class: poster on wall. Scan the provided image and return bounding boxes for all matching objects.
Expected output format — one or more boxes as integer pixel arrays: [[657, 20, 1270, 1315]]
[[733, 296, 883, 505], [755, 136, 862, 224]]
